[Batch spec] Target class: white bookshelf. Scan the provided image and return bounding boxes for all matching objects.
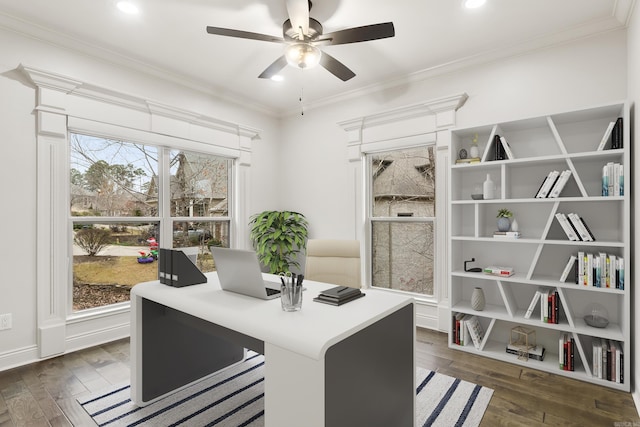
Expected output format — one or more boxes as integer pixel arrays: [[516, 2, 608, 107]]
[[448, 103, 630, 391]]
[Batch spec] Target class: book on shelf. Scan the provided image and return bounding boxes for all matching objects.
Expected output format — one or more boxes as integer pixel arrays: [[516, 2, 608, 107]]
[[596, 121, 616, 151], [455, 157, 481, 164], [494, 134, 507, 160], [559, 255, 577, 282], [524, 290, 541, 319], [559, 333, 575, 371], [480, 134, 506, 162], [617, 257, 625, 290], [539, 288, 561, 324], [576, 251, 623, 288], [611, 117, 623, 149], [452, 313, 470, 346], [493, 231, 521, 239], [506, 343, 546, 361], [483, 266, 514, 277], [548, 170, 572, 198], [499, 136, 514, 159], [593, 338, 624, 383], [555, 213, 579, 241], [602, 162, 624, 196], [567, 213, 595, 242], [535, 170, 560, 198], [465, 315, 485, 350]]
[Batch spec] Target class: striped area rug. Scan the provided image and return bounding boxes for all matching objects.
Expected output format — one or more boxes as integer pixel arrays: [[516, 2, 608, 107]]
[[78, 352, 493, 427]]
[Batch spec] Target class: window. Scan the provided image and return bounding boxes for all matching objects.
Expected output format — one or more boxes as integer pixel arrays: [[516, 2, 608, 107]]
[[169, 149, 231, 273], [367, 146, 435, 296], [70, 134, 231, 311]]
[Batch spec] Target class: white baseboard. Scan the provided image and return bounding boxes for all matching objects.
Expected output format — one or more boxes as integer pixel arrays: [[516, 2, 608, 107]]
[[633, 390, 640, 418], [0, 323, 130, 373], [0, 345, 40, 372], [65, 323, 130, 354]]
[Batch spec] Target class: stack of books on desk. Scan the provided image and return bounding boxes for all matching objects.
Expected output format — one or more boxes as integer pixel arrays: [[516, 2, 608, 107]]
[[313, 286, 365, 306]]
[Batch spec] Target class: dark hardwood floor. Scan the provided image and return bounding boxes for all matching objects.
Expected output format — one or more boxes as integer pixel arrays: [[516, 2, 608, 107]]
[[0, 329, 637, 426]]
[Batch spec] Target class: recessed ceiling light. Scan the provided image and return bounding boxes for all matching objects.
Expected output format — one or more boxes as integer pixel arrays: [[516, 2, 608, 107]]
[[270, 75, 284, 82], [117, 1, 139, 14], [464, 0, 486, 9]]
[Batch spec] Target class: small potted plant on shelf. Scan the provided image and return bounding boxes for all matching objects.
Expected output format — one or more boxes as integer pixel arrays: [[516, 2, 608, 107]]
[[496, 208, 512, 232]]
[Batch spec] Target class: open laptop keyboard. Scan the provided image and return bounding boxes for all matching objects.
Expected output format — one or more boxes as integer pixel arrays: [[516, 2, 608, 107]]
[[266, 287, 281, 296]]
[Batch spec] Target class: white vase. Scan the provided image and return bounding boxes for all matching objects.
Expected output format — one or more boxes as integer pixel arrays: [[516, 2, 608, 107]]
[[471, 287, 486, 311], [511, 218, 519, 232], [470, 143, 479, 158], [483, 174, 494, 200]]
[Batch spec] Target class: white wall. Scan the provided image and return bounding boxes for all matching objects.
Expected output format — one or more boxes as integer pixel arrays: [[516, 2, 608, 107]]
[[279, 30, 627, 239], [0, 27, 282, 362], [627, 0, 640, 406]]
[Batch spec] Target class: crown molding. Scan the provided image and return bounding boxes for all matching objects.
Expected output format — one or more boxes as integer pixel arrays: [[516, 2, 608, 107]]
[[19, 64, 262, 141]]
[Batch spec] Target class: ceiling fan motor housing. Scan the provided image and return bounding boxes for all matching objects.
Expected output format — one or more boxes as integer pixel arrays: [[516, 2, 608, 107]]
[[283, 17, 323, 41]]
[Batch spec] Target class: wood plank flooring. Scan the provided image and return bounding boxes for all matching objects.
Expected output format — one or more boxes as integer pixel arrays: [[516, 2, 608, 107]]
[[0, 329, 637, 426]]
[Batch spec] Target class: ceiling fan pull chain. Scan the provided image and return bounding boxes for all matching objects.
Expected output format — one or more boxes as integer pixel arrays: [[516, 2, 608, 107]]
[[299, 87, 304, 116]]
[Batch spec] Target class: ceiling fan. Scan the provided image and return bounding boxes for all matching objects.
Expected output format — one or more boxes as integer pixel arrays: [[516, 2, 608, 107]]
[[205, 0, 395, 81]]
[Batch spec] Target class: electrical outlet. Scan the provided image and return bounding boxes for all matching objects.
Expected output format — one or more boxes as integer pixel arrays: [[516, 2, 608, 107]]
[[0, 314, 12, 330]]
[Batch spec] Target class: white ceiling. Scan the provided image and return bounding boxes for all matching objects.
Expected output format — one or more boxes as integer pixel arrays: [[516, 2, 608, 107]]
[[0, 0, 635, 116]]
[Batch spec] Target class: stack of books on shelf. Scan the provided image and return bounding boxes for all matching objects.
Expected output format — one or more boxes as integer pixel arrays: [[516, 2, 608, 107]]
[[455, 157, 480, 164], [570, 251, 625, 289], [483, 266, 514, 277], [559, 333, 575, 372], [452, 314, 485, 350], [555, 212, 595, 241], [596, 117, 623, 151], [313, 286, 365, 306], [452, 313, 469, 347], [524, 287, 561, 324], [535, 170, 572, 198], [493, 231, 521, 239], [602, 162, 624, 196], [592, 338, 623, 384], [506, 342, 546, 361]]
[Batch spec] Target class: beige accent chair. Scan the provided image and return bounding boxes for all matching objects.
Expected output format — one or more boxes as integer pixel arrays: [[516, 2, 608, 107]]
[[304, 239, 361, 288]]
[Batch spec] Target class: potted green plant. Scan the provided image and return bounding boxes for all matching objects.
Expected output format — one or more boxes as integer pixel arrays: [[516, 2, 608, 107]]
[[496, 208, 512, 232], [249, 210, 309, 274]]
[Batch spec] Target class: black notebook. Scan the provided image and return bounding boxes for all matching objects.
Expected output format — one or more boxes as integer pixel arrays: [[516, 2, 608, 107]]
[[313, 286, 365, 306]]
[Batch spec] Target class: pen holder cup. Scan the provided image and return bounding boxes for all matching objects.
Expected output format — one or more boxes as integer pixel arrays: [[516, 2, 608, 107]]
[[281, 282, 303, 312]]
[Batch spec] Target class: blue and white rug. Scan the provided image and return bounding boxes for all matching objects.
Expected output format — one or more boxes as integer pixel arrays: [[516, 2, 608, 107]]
[[78, 352, 493, 427]]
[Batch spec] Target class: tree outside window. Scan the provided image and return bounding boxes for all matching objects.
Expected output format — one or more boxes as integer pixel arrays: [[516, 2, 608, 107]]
[[70, 134, 231, 311], [368, 146, 435, 296]]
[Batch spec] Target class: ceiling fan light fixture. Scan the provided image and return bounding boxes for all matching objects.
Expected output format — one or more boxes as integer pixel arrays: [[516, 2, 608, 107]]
[[285, 43, 322, 70]]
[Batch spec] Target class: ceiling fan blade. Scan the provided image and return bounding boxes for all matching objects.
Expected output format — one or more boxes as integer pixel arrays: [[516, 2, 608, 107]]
[[320, 22, 395, 45], [258, 55, 289, 79], [206, 26, 284, 43], [319, 52, 355, 81], [285, 0, 310, 39]]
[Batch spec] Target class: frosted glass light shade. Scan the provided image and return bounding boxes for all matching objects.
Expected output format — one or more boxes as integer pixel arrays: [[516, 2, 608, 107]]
[[285, 43, 322, 69]]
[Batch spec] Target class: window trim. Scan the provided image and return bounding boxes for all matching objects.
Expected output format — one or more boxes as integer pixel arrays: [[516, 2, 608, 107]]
[[24, 64, 259, 358], [338, 93, 467, 330], [365, 145, 438, 299]]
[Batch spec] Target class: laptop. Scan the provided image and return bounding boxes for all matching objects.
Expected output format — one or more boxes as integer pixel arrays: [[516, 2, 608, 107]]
[[211, 248, 282, 300]]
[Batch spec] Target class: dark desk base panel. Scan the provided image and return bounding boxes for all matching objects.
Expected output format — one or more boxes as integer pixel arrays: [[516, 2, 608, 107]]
[[140, 298, 414, 427], [141, 298, 261, 403]]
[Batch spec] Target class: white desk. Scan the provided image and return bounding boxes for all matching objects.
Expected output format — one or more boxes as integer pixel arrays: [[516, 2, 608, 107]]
[[130, 273, 415, 427]]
